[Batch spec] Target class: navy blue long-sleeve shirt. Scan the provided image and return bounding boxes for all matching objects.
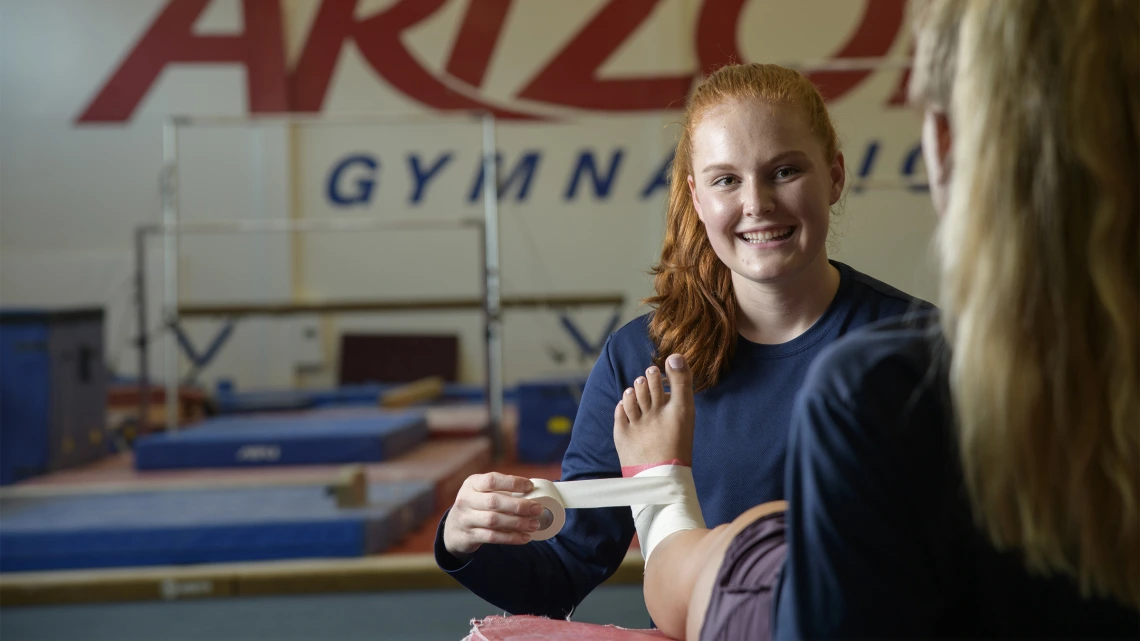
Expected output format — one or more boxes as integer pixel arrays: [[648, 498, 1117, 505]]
[[436, 261, 931, 619], [775, 315, 1140, 638]]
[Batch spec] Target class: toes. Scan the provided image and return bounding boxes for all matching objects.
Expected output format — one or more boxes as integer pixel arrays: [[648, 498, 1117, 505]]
[[621, 387, 641, 421], [664, 354, 694, 407], [633, 376, 652, 414], [645, 366, 665, 406], [614, 400, 630, 430]]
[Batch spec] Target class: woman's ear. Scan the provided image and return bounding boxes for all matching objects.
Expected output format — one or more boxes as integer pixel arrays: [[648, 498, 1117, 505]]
[[687, 175, 705, 223], [829, 151, 846, 205], [926, 110, 953, 184], [921, 109, 954, 215]]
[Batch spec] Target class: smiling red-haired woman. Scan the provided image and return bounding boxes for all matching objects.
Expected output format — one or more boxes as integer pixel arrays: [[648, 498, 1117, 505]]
[[435, 62, 930, 621]]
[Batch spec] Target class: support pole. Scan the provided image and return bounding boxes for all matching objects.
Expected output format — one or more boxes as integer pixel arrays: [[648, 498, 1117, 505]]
[[481, 113, 504, 460], [134, 226, 150, 438], [162, 118, 180, 433], [288, 122, 306, 388]]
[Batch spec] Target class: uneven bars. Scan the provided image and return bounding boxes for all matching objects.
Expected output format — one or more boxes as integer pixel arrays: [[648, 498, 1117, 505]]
[[142, 217, 484, 235]]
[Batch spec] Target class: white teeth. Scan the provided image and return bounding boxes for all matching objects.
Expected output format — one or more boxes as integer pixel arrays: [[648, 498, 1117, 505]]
[[741, 227, 792, 242]]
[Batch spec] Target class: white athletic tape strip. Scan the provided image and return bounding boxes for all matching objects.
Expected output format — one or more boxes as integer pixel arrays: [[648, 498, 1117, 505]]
[[630, 466, 705, 562], [521, 466, 704, 561]]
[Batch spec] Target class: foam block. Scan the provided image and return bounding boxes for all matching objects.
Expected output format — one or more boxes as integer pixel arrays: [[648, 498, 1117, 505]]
[[380, 377, 445, 409], [214, 389, 317, 414], [133, 412, 427, 470], [0, 481, 434, 572]]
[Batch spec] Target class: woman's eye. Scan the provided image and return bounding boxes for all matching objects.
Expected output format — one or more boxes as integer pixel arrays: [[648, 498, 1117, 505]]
[[774, 166, 800, 179], [714, 176, 737, 186]]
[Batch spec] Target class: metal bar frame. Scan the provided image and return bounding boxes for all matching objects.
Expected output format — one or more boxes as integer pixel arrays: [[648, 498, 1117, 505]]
[[142, 112, 503, 456], [176, 294, 625, 317], [145, 218, 485, 234], [481, 113, 504, 460], [137, 216, 490, 432], [161, 119, 179, 438]]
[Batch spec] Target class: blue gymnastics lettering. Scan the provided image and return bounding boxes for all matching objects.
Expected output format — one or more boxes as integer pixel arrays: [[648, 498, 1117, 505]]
[[640, 154, 672, 200], [564, 149, 624, 201], [852, 140, 880, 194], [327, 155, 379, 206], [468, 151, 542, 203], [408, 152, 454, 204], [900, 142, 929, 192]]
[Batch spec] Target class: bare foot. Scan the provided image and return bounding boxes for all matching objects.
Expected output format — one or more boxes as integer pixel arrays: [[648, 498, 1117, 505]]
[[613, 353, 695, 468]]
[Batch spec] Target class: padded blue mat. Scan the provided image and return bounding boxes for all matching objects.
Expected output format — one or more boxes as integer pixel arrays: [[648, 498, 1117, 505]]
[[133, 412, 428, 470], [214, 384, 521, 414], [216, 385, 392, 413], [0, 481, 434, 572]]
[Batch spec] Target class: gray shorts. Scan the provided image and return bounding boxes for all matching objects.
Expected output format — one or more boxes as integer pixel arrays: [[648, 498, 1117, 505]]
[[699, 511, 788, 641]]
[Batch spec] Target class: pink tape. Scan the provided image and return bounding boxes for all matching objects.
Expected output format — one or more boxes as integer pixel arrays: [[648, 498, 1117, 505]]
[[621, 459, 688, 478]]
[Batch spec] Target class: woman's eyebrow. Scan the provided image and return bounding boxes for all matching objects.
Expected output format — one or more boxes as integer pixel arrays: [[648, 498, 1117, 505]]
[[701, 163, 737, 174], [767, 150, 810, 164], [700, 150, 811, 174]]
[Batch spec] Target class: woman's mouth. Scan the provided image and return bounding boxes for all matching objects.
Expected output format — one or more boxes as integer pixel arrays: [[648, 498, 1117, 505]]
[[739, 226, 795, 244]]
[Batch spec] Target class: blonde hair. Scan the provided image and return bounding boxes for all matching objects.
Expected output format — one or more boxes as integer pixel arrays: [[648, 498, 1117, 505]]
[[646, 63, 840, 391], [916, 0, 1139, 606]]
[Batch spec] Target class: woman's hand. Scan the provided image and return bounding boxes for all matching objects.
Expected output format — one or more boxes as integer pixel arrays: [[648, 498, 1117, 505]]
[[442, 472, 547, 559]]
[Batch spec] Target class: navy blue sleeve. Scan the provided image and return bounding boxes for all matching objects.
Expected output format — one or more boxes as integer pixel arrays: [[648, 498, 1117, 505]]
[[434, 335, 634, 618], [774, 338, 948, 639]]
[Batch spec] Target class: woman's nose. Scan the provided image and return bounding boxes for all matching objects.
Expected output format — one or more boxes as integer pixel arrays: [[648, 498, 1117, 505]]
[[742, 182, 774, 217]]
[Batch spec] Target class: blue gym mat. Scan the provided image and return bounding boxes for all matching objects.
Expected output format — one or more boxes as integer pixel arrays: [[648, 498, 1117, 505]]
[[0, 481, 434, 572], [215, 385, 390, 413], [213, 384, 520, 414], [133, 412, 428, 470]]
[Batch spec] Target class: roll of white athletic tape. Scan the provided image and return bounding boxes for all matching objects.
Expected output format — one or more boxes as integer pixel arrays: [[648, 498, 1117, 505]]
[[524, 479, 569, 541], [521, 467, 703, 560]]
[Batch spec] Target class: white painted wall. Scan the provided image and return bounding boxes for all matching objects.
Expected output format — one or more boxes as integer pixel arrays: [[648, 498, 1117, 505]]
[[0, 0, 938, 391]]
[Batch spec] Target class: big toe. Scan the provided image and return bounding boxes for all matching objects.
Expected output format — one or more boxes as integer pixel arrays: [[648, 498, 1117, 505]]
[[664, 354, 694, 407]]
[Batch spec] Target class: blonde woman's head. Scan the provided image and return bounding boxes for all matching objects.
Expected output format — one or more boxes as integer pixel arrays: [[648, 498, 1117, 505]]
[[911, 0, 1139, 607]]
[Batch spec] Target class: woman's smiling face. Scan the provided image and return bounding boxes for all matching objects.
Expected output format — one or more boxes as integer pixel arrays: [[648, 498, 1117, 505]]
[[687, 97, 845, 288]]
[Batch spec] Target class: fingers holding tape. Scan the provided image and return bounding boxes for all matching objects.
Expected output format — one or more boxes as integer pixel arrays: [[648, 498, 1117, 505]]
[[472, 472, 534, 494], [480, 491, 543, 517], [452, 501, 540, 537], [470, 528, 533, 546], [469, 510, 540, 533]]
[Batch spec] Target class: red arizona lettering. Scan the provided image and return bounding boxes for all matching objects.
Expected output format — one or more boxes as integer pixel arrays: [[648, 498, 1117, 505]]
[[291, 0, 534, 118], [445, 0, 515, 88], [696, 0, 906, 102], [76, 0, 287, 123], [885, 45, 914, 107], [517, 0, 692, 111]]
